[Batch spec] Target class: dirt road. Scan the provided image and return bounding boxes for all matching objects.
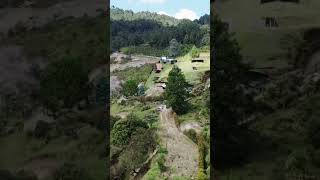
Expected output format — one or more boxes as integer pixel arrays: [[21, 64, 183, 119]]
[[159, 106, 198, 179]]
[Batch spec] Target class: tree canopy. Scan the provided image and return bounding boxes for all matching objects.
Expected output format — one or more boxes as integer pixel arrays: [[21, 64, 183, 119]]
[[165, 66, 190, 114], [40, 57, 89, 112], [111, 8, 209, 52]]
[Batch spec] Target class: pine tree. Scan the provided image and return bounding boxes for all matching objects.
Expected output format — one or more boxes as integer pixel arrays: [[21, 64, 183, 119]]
[[165, 66, 189, 114]]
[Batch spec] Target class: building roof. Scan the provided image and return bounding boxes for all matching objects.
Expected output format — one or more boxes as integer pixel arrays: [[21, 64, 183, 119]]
[[155, 63, 162, 70]]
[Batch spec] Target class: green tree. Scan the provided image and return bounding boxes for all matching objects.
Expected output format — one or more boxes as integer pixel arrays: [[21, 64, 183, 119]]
[[169, 39, 181, 57], [190, 45, 200, 58], [165, 66, 189, 114], [40, 57, 89, 113], [122, 79, 138, 97], [111, 114, 148, 146]]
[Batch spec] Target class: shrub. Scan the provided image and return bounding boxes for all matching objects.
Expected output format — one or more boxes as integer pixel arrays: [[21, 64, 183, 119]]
[[190, 45, 200, 58], [118, 128, 157, 173], [122, 80, 138, 97], [40, 57, 89, 112], [197, 133, 206, 170], [111, 114, 148, 146], [34, 120, 51, 138], [157, 153, 166, 172], [197, 169, 207, 180], [285, 149, 310, 173], [142, 165, 161, 180]]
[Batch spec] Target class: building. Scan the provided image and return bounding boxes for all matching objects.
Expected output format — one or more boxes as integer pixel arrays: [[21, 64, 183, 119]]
[[167, 58, 177, 64], [160, 56, 167, 63], [155, 63, 163, 73], [191, 58, 204, 63]]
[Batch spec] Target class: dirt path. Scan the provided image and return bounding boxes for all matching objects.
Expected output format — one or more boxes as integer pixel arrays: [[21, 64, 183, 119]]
[[159, 106, 198, 179]]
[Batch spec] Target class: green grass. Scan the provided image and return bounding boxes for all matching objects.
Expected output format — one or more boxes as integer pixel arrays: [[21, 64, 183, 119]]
[[176, 52, 210, 85], [146, 52, 210, 86], [142, 147, 168, 180], [111, 99, 156, 119], [113, 64, 153, 83]]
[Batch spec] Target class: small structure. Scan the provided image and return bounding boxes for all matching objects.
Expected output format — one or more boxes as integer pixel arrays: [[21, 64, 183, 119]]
[[160, 56, 167, 63], [191, 58, 204, 63], [192, 66, 198, 70], [155, 63, 163, 73], [167, 58, 177, 64]]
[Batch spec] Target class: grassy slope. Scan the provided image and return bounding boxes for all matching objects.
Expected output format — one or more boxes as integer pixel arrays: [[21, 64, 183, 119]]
[[145, 52, 210, 88], [111, 50, 210, 179]]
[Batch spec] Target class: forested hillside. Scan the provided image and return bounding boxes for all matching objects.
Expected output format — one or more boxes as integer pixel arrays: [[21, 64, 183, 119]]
[[111, 7, 210, 55], [110, 7, 210, 180]]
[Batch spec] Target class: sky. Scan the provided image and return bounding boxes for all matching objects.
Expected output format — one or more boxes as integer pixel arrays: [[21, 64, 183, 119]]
[[110, 0, 210, 20]]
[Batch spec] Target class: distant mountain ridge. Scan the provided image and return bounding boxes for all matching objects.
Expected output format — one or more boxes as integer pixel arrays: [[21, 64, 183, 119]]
[[111, 7, 209, 26]]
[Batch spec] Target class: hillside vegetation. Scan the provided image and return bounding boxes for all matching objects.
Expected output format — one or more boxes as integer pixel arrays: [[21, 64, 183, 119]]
[[110, 8, 210, 180], [111, 7, 209, 54]]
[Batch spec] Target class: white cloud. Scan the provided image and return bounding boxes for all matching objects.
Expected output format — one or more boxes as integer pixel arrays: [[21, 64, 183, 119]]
[[174, 9, 199, 20], [140, 0, 166, 4], [157, 11, 169, 15]]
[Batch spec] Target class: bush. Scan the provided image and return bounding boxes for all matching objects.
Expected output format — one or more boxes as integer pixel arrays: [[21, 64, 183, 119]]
[[285, 149, 310, 173], [118, 128, 157, 173], [197, 133, 206, 170], [122, 80, 138, 97], [111, 114, 148, 146], [40, 57, 89, 112], [157, 153, 166, 172], [190, 45, 200, 58], [142, 165, 161, 180], [34, 120, 51, 138]]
